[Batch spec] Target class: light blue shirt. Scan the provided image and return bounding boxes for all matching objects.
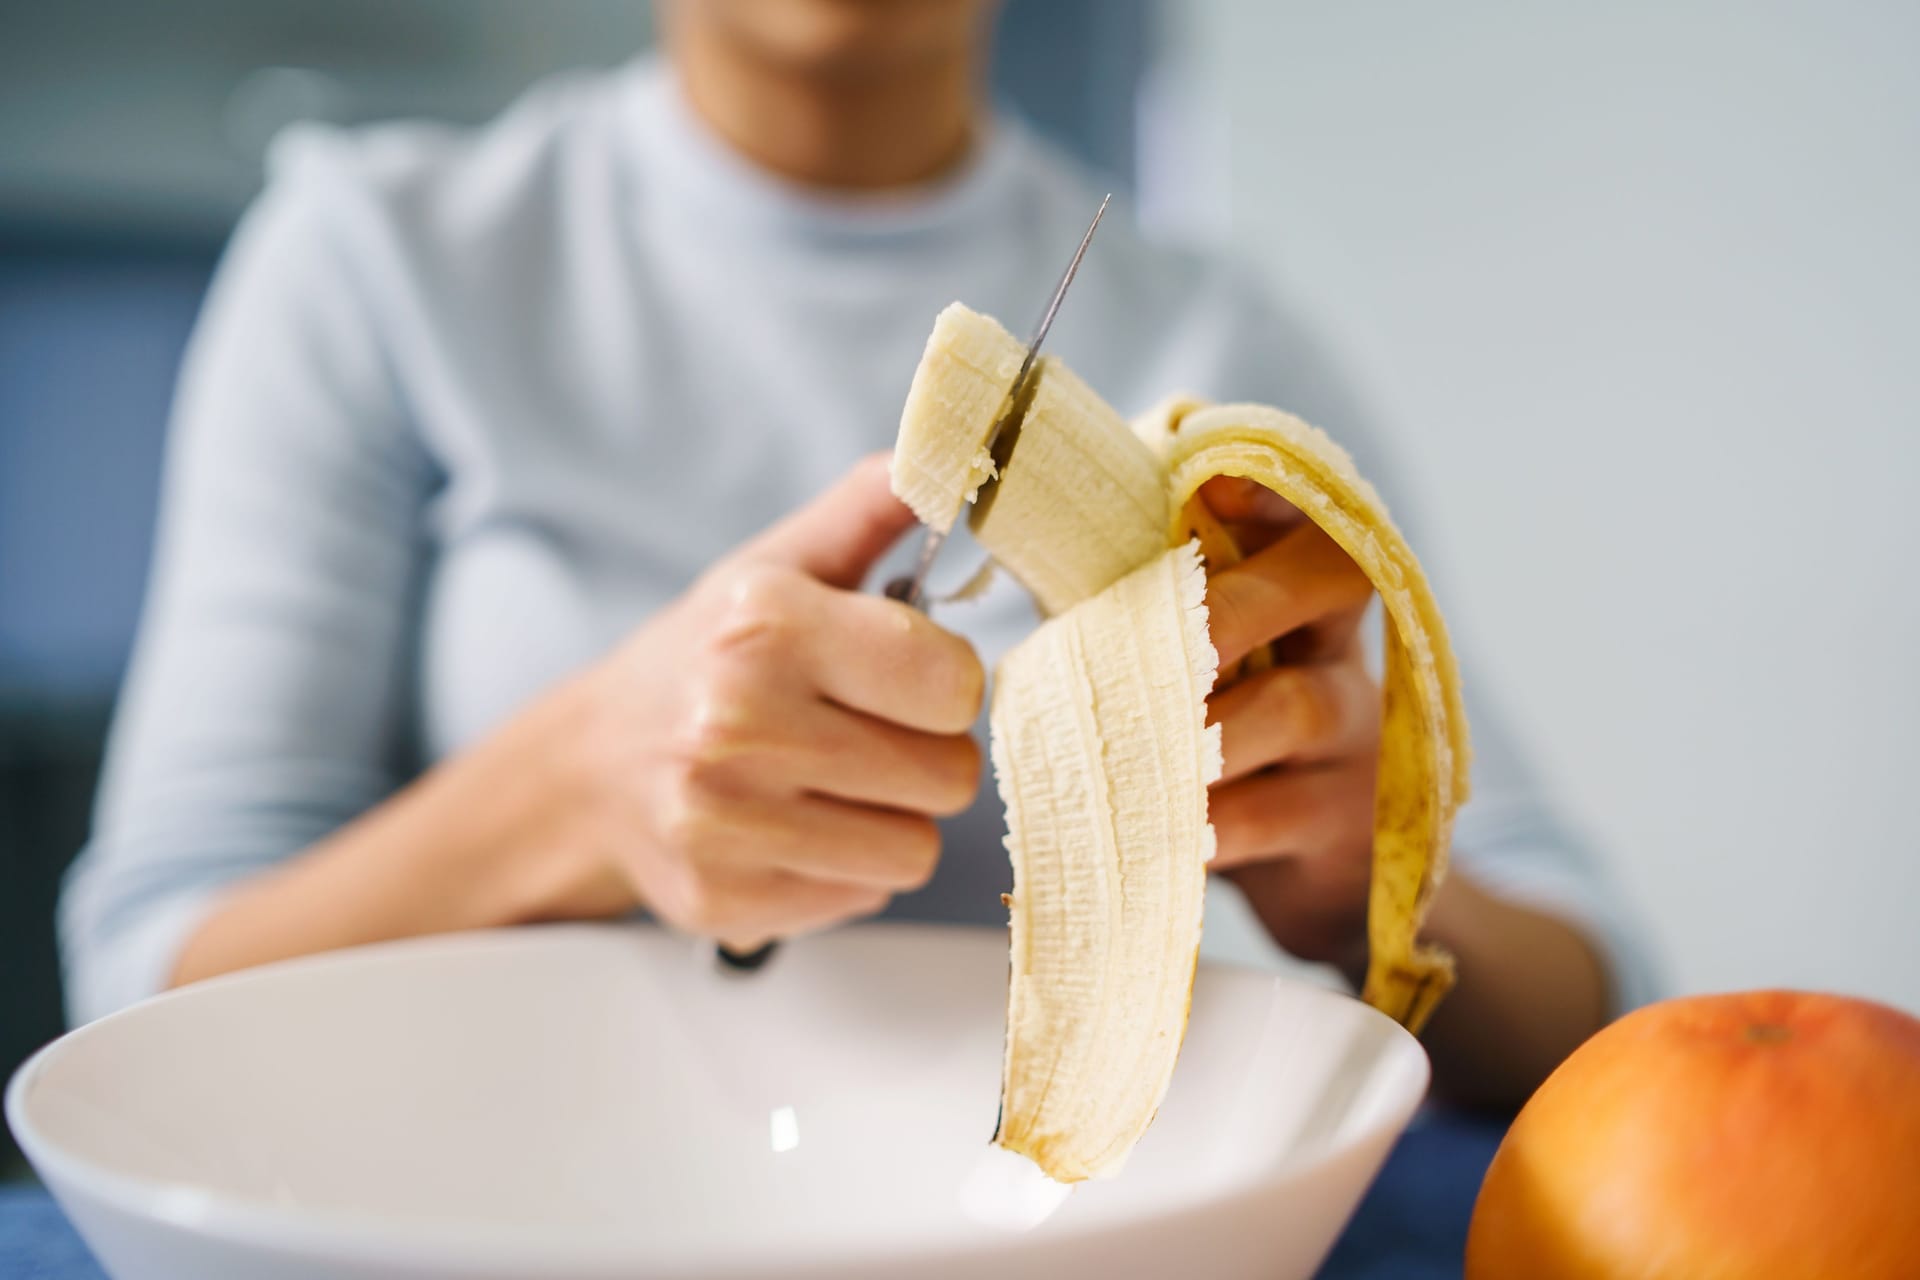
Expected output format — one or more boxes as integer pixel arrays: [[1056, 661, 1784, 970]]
[[61, 60, 1656, 1024]]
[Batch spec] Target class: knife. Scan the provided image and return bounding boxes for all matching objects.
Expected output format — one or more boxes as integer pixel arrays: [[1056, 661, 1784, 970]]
[[881, 192, 1111, 611]]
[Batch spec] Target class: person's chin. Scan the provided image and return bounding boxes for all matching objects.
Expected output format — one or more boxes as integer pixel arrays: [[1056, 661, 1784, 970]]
[[706, 0, 987, 78]]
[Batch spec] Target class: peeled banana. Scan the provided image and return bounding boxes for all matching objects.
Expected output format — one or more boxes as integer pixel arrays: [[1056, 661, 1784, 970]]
[[893, 305, 1169, 616], [894, 304, 1025, 534], [893, 303, 1470, 1182], [991, 543, 1220, 1181]]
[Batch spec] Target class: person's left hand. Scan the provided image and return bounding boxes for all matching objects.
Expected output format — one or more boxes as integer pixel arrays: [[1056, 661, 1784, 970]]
[[1198, 476, 1381, 968]]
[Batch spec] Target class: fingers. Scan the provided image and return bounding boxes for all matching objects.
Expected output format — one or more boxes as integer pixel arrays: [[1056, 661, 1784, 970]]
[[732, 453, 917, 590], [1269, 602, 1367, 665], [1197, 475, 1304, 526], [707, 564, 985, 734], [689, 871, 894, 953], [1206, 522, 1374, 670], [685, 683, 981, 816], [1209, 762, 1376, 871], [725, 792, 943, 892], [705, 452, 982, 735], [625, 452, 979, 950], [654, 781, 937, 894], [805, 587, 986, 733], [780, 699, 983, 816], [1196, 476, 1307, 556], [1211, 659, 1380, 783], [642, 779, 939, 940]]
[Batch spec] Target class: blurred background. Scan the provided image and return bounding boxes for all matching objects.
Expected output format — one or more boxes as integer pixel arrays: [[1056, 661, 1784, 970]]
[[3, 0, 1915, 1173]]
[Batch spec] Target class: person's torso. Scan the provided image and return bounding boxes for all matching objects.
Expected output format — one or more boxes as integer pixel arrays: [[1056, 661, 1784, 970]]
[[329, 62, 1255, 922]]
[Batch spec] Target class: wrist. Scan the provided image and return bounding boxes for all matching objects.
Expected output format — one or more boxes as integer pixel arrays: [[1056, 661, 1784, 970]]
[[170, 675, 631, 990], [423, 672, 628, 926]]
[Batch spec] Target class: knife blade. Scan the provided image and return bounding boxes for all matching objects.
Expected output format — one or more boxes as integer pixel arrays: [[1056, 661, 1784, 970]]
[[881, 191, 1112, 611]]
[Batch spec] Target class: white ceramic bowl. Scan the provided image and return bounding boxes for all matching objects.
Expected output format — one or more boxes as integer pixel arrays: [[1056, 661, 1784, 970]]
[[8, 923, 1427, 1280]]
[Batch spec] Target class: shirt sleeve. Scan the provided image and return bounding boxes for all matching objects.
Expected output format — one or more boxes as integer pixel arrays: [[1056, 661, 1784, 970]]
[[58, 140, 438, 1024], [1189, 268, 1663, 1014]]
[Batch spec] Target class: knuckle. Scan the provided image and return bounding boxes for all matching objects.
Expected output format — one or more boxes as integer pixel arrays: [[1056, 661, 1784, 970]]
[[655, 768, 724, 853], [675, 681, 761, 772], [714, 564, 799, 653]]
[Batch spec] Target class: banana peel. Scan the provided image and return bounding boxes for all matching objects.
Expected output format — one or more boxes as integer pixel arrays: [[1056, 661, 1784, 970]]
[[1143, 401, 1469, 1029]]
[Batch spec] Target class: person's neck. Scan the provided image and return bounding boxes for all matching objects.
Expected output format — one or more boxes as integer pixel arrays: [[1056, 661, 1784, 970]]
[[671, 28, 980, 192]]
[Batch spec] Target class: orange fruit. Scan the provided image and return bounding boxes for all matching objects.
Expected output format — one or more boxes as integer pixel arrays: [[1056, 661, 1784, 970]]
[[1466, 990, 1920, 1279]]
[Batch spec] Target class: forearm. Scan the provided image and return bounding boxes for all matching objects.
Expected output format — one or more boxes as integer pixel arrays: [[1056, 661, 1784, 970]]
[[1231, 867, 1609, 1108], [1408, 873, 1610, 1108], [169, 679, 629, 987]]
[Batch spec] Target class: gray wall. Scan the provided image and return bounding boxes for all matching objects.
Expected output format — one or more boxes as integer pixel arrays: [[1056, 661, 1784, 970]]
[[1162, 0, 1920, 1011]]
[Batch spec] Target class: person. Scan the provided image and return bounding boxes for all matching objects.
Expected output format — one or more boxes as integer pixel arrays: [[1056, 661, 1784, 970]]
[[61, 0, 1653, 1107]]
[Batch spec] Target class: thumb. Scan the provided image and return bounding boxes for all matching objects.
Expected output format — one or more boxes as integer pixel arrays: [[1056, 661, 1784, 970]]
[[733, 453, 919, 589]]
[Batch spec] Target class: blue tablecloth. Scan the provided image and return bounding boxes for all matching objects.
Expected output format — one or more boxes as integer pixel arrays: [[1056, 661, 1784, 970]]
[[0, 1110, 1506, 1279]]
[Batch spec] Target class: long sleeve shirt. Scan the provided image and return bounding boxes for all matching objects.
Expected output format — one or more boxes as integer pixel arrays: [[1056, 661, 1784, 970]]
[[60, 59, 1657, 1025]]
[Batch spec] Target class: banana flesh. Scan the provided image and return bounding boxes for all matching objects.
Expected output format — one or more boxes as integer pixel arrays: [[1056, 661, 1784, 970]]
[[892, 303, 1025, 534], [990, 543, 1220, 1181], [894, 305, 1168, 616], [968, 353, 1169, 617], [892, 303, 1470, 1181]]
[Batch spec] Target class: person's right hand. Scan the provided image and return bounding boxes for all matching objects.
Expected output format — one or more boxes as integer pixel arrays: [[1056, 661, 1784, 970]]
[[557, 453, 985, 950]]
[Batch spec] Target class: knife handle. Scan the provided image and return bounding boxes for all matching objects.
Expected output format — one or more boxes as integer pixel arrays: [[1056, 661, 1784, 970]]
[[715, 940, 779, 973]]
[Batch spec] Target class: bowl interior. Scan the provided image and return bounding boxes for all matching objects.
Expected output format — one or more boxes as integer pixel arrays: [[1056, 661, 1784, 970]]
[[12, 924, 1427, 1263]]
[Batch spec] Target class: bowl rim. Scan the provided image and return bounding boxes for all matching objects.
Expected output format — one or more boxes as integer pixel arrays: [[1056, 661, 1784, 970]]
[[6, 921, 1431, 1272]]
